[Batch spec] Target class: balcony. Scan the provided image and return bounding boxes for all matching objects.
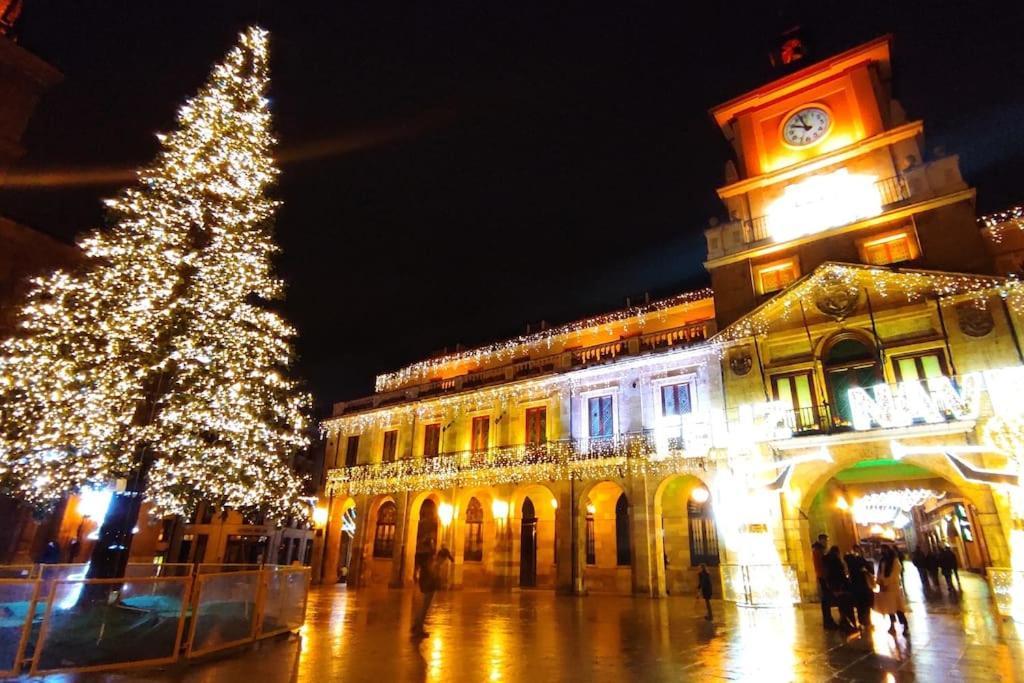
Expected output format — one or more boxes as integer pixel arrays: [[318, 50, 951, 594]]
[[325, 432, 710, 496], [331, 320, 714, 418], [705, 157, 968, 261]]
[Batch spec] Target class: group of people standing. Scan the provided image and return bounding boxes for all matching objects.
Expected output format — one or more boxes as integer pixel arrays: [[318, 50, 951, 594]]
[[812, 533, 909, 636], [910, 546, 961, 595]]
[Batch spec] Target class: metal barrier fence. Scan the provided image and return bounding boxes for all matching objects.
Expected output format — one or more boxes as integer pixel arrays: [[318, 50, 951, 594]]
[[0, 563, 310, 678], [721, 563, 801, 607], [988, 567, 1024, 622]]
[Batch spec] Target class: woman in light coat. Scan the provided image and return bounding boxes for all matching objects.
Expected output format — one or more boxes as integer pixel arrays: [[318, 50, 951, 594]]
[[874, 544, 909, 635]]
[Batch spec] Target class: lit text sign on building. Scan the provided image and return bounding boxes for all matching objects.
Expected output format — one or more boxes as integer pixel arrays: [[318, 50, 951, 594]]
[[765, 169, 882, 242]]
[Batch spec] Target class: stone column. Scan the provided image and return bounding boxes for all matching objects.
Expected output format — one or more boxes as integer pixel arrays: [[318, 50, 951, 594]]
[[347, 495, 372, 589], [389, 492, 411, 588], [555, 481, 574, 593], [628, 472, 661, 596], [321, 495, 346, 586]]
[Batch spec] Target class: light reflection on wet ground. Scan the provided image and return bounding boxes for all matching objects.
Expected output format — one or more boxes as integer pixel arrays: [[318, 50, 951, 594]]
[[47, 573, 1022, 682]]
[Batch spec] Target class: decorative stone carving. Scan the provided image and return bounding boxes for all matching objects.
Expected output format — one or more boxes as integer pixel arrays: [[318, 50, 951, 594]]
[[815, 282, 860, 321], [729, 348, 753, 376], [957, 303, 994, 338]]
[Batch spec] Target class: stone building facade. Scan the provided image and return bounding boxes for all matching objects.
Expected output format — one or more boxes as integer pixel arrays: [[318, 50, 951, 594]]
[[323, 36, 1024, 606]]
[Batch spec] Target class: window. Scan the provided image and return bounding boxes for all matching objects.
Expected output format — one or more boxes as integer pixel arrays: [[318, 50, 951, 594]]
[[344, 435, 360, 468], [688, 499, 720, 566], [615, 494, 631, 566], [858, 228, 920, 266], [585, 505, 596, 565], [525, 407, 547, 445], [823, 335, 883, 427], [893, 351, 947, 382], [471, 416, 490, 452], [661, 383, 692, 417], [373, 501, 397, 558], [588, 395, 614, 439], [381, 430, 398, 463], [753, 257, 800, 295], [423, 424, 441, 458], [464, 497, 484, 562], [772, 372, 818, 432]]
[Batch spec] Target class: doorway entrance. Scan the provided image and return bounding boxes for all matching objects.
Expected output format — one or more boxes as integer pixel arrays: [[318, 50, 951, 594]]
[[520, 497, 537, 587]]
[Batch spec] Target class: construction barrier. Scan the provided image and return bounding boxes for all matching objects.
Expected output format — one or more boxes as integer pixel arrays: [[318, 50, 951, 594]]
[[0, 563, 310, 678]]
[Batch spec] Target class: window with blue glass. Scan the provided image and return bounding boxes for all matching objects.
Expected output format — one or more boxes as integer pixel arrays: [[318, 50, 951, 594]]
[[588, 395, 614, 438], [660, 383, 692, 417]]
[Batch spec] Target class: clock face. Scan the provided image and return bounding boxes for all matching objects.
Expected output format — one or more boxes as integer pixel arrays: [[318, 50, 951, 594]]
[[781, 106, 831, 147]]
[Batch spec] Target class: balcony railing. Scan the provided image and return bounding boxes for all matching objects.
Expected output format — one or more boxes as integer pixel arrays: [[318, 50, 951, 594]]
[[741, 174, 912, 245], [326, 432, 713, 496]]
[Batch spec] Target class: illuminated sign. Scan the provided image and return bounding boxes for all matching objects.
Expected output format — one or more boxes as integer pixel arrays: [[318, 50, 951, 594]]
[[848, 368, 1024, 431], [766, 169, 881, 242]]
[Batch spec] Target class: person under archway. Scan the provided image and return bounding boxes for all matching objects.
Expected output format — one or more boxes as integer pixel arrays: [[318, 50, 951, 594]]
[[874, 545, 909, 636], [697, 563, 713, 621]]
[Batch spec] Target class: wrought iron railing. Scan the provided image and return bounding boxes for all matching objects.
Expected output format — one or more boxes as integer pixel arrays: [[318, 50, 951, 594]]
[[742, 174, 913, 245], [325, 431, 711, 496]]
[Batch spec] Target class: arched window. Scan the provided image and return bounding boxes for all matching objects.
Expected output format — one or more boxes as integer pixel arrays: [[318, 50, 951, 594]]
[[585, 501, 596, 566], [464, 497, 484, 562], [822, 333, 883, 427], [687, 498, 719, 566], [373, 501, 397, 558], [615, 494, 631, 566]]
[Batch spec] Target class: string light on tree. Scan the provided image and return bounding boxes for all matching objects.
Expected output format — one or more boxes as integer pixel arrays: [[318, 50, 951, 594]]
[[0, 27, 309, 531]]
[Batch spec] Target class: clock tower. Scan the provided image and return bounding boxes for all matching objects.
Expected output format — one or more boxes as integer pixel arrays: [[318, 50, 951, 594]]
[[703, 36, 988, 329]]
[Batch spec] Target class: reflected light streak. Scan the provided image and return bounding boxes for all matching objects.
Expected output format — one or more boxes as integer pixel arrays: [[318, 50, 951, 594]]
[[1, 107, 457, 189]]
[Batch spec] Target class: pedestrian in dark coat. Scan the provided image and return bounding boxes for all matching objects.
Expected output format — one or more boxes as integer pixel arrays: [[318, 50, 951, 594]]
[[844, 547, 874, 629], [824, 546, 857, 632], [697, 564, 713, 621], [938, 546, 961, 593]]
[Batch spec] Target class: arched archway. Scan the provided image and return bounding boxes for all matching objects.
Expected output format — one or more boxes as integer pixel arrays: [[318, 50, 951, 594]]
[[654, 474, 718, 595], [511, 484, 557, 588], [359, 495, 397, 587], [786, 448, 1010, 602], [452, 488, 498, 589], [579, 480, 632, 593]]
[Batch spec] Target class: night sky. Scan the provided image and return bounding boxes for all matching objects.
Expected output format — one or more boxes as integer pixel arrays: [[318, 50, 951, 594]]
[[3, 1, 1024, 414]]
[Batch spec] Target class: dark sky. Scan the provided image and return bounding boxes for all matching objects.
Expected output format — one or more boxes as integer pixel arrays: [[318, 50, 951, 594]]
[[3, 1, 1024, 414]]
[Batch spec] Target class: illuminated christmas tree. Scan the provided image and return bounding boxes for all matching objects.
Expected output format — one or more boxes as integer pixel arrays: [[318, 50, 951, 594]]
[[0, 27, 309, 575]]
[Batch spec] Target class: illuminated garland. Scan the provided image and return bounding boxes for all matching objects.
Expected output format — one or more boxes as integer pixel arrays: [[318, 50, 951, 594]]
[[980, 204, 1024, 244], [714, 262, 1009, 343], [0, 27, 309, 521], [325, 435, 710, 496], [374, 288, 713, 392]]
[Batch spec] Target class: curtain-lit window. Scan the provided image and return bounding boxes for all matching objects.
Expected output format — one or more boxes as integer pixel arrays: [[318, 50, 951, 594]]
[[893, 351, 947, 382], [423, 424, 441, 457], [525, 407, 547, 445], [588, 395, 614, 438], [344, 435, 360, 468], [464, 497, 483, 562], [381, 430, 398, 463], [753, 257, 800, 294], [615, 494, 630, 566], [859, 229, 920, 266], [471, 416, 490, 452], [661, 383, 692, 417], [772, 372, 819, 432], [373, 501, 397, 558]]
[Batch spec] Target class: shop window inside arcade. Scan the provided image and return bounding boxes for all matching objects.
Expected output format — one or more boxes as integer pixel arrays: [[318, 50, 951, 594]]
[[464, 497, 484, 562], [823, 336, 883, 427]]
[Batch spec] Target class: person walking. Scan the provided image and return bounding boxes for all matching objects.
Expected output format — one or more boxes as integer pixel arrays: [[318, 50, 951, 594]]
[[874, 545, 909, 636], [824, 546, 857, 633], [812, 533, 838, 630], [938, 546, 961, 593], [925, 549, 941, 593], [697, 563, 713, 621], [910, 547, 931, 594], [844, 546, 874, 630], [410, 546, 453, 638]]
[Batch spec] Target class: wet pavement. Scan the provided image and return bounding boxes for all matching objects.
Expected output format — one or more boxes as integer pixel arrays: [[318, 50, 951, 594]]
[[42, 573, 1023, 682]]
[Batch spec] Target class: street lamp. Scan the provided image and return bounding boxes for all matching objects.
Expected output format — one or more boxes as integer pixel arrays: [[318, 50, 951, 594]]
[[438, 502, 454, 527]]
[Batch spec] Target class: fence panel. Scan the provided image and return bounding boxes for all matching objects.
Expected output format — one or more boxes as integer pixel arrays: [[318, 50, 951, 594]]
[[125, 562, 193, 578], [186, 570, 261, 658], [30, 575, 190, 676], [257, 567, 310, 638], [0, 579, 39, 677], [196, 563, 262, 574], [0, 565, 35, 580], [720, 563, 800, 607]]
